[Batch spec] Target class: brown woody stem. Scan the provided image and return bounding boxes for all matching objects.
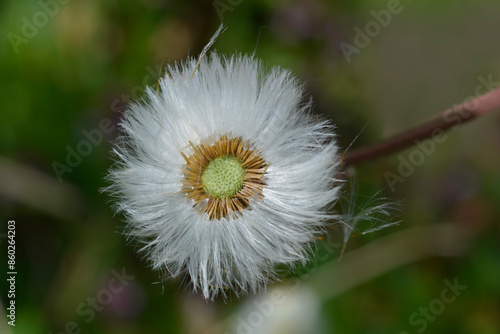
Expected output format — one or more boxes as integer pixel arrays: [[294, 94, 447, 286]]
[[343, 87, 500, 167]]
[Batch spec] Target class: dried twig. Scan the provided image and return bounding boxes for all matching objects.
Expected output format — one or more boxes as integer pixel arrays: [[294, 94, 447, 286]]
[[344, 87, 500, 166]]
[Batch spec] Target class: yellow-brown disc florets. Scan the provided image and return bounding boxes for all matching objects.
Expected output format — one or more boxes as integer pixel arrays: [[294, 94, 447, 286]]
[[181, 135, 268, 220]]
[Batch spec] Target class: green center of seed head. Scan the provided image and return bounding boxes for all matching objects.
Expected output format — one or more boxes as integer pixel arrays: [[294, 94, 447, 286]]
[[202, 155, 246, 198]]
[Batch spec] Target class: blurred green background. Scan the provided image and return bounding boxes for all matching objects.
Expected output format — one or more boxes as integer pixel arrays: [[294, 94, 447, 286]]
[[1, 0, 500, 333]]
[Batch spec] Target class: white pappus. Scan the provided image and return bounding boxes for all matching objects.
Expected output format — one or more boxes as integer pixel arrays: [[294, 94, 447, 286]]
[[105, 31, 344, 300]]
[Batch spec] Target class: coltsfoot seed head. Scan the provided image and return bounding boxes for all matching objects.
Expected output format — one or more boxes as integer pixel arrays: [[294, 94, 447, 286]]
[[105, 52, 342, 300]]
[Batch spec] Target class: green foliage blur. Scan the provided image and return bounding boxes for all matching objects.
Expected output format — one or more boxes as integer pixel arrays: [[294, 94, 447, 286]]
[[1, 0, 500, 333]]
